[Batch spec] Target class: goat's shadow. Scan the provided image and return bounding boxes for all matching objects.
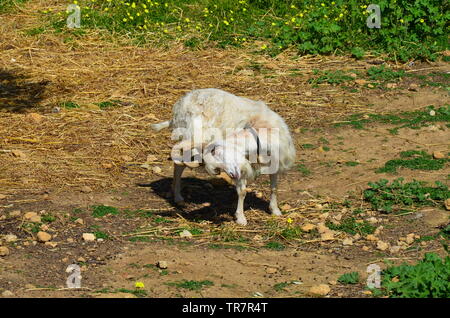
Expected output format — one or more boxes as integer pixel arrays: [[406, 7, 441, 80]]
[[0, 69, 49, 112], [140, 177, 270, 224]]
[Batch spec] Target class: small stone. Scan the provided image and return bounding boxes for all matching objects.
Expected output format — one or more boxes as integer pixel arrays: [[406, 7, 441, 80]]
[[366, 234, 378, 241], [281, 203, 292, 211], [433, 151, 445, 159], [349, 73, 358, 79], [252, 234, 263, 241], [429, 110, 436, 116], [157, 261, 168, 269], [355, 79, 367, 85], [386, 83, 397, 89], [0, 194, 6, 200], [408, 83, 419, 91], [362, 246, 370, 251], [74, 218, 84, 225], [0, 246, 10, 256], [102, 163, 113, 169], [82, 233, 96, 242], [390, 246, 401, 254], [362, 290, 372, 295], [305, 91, 313, 97], [30, 215, 41, 223], [319, 212, 329, 220], [328, 280, 338, 285], [317, 223, 328, 234], [342, 238, 354, 246], [265, 267, 278, 274], [367, 217, 378, 224], [309, 284, 330, 296], [4, 234, 17, 243], [152, 166, 162, 174], [376, 240, 389, 251], [301, 224, 316, 232], [77, 257, 86, 263], [179, 229, 193, 238], [321, 231, 335, 241], [405, 234, 415, 244], [25, 284, 35, 289], [1, 290, 14, 297], [81, 186, 92, 193], [374, 226, 384, 236], [44, 242, 58, 248], [67, 238, 74, 243], [36, 231, 52, 242], [445, 198, 450, 211]]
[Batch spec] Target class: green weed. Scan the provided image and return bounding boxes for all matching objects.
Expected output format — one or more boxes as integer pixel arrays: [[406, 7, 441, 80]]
[[337, 272, 360, 284], [91, 205, 119, 218], [166, 280, 214, 291], [376, 150, 449, 174]]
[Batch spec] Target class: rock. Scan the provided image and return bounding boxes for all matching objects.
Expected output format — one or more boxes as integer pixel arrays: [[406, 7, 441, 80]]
[[179, 229, 193, 238], [349, 73, 358, 79], [36, 231, 52, 242], [67, 238, 74, 243], [81, 186, 92, 193], [319, 212, 329, 220], [320, 231, 335, 241], [405, 234, 415, 245], [386, 83, 397, 89], [374, 226, 384, 236], [366, 234, 378, 241], [301, 224, 316, 232], [8, 210, 21, 218], [26, 113, 44, 124], [362, 290, 372, 295], [342, 238, 353, 246], [4, 234, 17, 243], [157, 261, 168, 269], [355, 79, 367, 85], [362, 246, 370, 251], [74, 218, 84, 225], [1, 290, 14, 297], [281, 203, 292, 211], [433, 151, 445, 159], [11, 149, 26, 158], [152, 166, 162, 174], [265, 267, 278, 274], [305, 91, 313, 97], [0, 246, 10, 256], [102, 163, 113, 169], [24, 212, 38, 220], [44, 242, 58, 248], [389, 246, 401, 254], [408, 83, 419, 91], [82, 233, 96, 242], [77, 257, 86, 263], [445, 199, 450, 211], [367, 217, 378, 224], [376, 240, 389, 251], [309, 284, 330, 296]]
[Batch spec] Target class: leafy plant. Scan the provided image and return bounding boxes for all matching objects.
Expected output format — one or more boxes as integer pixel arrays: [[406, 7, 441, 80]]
[[338, 271, 360, 284], [166, 280, 214, 291], [91, 205, 119, 218], [376, 150, 449, 174], [326, 217, 376, 235], [364, 178, 450, 213], [381, 253, 450, 298]]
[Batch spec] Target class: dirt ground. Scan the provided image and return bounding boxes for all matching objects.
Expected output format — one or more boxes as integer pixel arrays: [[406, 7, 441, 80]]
[[0, 1, 449, 298]]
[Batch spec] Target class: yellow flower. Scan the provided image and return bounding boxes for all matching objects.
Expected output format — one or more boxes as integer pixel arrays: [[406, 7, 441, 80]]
[[261, 44, 267, 49], [135, 281, 145, 288], [420, 18, 424, 23], [287, 218, 293, 224], [73, 0, 78, 4], [400, 19, 404, 23], [123, 18, 128, 22], [339, 13, 344, 17], [321, 3, 325, 7], [223, 20, 229, 25]]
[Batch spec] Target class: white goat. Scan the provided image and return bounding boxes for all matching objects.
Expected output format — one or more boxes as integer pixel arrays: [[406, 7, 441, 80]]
[[151, 88, 296, 225]]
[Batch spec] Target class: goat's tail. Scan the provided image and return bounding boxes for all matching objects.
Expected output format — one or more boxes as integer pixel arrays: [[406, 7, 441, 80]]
[[150, 120, 171, 132]]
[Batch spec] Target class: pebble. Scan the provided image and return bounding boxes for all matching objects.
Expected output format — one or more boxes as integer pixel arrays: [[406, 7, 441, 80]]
[[265, 267, 278, 274], [11, 149, 26, 159], [433, 151, 445, 159], [316, 223, 328, 234], [320, 231, 335, 241], [74, 218, 84, 225], [405, 234, 415, 245], [26, 113, 43, 124], [366, 234, 378, 241], [408, 83, 419, 91], [121, 155, 133, 162], [445, 198, 450, 211], [389, 246, 401, 254], [301, 224, 316, 232], [82, 233, 96, 242], [362, 246, 370, 251], [281, 203, 292, 211], [376, 240, 389, 251], [342, 238, 354, 246], [179, 229, 193, 238], [367, 217, 378, 224], [157, 261, 168, 269], [152, 166, 162, 174], [4, 234, 17, 243], [81, 186, 92, 193], [44, 242, 58, 248], [252, 234, 263, 241], [309, 284, 331, 296], [0, 246, 10, 256], [0, 194, 6, 200], [36, 231, 52, 242]]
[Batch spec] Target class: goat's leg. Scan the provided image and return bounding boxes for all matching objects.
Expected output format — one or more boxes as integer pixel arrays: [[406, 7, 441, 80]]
[[172, 163, 186, 203], [235, 179, 247, 226], [269, 173, 282, 216]]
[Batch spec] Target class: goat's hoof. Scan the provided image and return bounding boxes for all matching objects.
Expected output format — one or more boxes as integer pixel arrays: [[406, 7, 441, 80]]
[[174, 197, 186, 206], [270, 208, 282, 216], [235, 217, 247, 226]]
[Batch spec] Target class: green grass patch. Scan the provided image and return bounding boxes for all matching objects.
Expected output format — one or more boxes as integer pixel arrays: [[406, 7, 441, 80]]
[[166, 280, 214, 291], [115, 288, 148, 298], [59, 101, 80, 109], [364, 178, 450, 213], [41, 214, 56, 223], [264, 241, 285, 251], [337, 271, 360, 284], [326, 217, 376, 236], [91, 205, 119, 218], [335, 105, 450, 131], [297, 164, 311, 177], [376, 150, 449, 174]]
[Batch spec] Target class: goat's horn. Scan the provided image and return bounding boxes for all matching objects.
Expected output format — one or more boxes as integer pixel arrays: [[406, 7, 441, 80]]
[[184, 161, 200, 168]]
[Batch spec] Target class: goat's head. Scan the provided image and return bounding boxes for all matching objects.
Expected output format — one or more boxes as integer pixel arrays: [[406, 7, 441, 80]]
[[203, 141, 246, 181]]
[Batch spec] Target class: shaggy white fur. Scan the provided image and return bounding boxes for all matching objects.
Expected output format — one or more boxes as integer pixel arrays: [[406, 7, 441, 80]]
[[151, 88, 296, 225]]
